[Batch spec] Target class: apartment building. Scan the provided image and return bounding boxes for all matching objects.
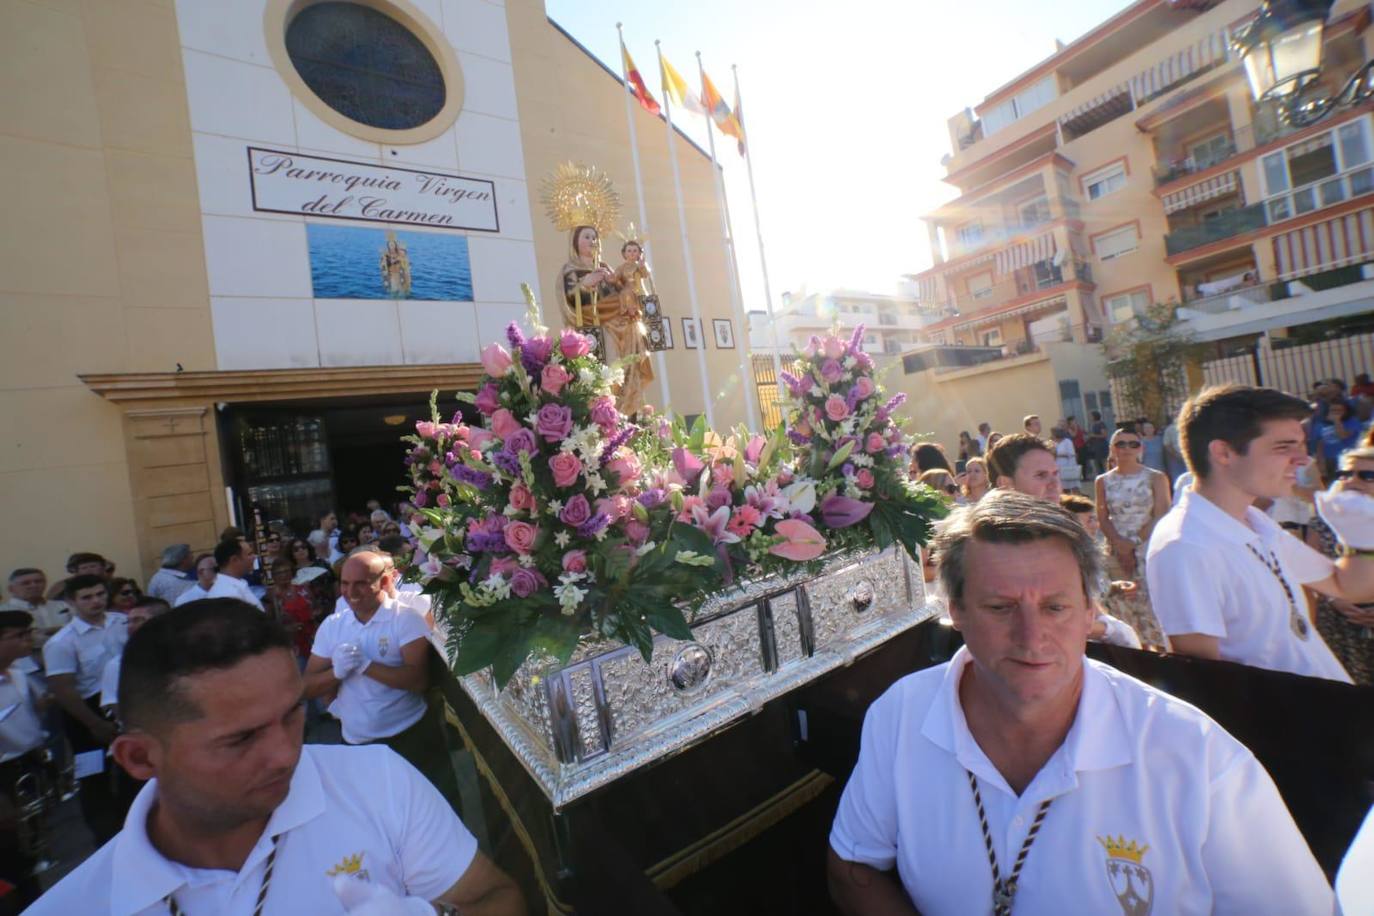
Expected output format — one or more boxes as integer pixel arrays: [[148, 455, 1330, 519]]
[[748, 289, 929, 356], [897, 0, 1374, 448]]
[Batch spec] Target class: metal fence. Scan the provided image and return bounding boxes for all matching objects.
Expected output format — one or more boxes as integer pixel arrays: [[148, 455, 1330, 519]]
[[1200, 333, 1374, 396], [752, 354, 800, 429]]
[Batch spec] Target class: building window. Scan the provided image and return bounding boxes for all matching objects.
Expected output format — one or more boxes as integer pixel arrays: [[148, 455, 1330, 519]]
[[1104, 289, 1149, 323], [285, 2, 446, 131], [1018, 195, 1052, 229], [1094, 225, 1139, 261], [1084, 163, 1127, 200], [967, 271, 994, 301], [982, 75, 1057, 136], [1261, 116, 1374, 223], [981, 328, 1003, 347], [1188, 133, 1232, 168], [1031, 260, 1062, 289], [957, 222, 985, 250]]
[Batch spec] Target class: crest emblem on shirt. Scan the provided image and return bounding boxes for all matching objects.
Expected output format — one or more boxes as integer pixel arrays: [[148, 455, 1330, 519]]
[[326, 851, 370, 881], [378, 636, 390, 655], [1098, 835, 1153, 915]]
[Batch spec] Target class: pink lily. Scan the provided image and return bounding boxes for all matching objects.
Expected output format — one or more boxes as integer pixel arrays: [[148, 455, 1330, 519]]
[[690, 503, 741, 545], [769, 519, 827, 562], [673, 447, 706, 485]]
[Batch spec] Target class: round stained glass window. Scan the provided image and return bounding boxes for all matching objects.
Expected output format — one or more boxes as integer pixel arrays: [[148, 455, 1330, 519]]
[[285, 2, 446, 131]]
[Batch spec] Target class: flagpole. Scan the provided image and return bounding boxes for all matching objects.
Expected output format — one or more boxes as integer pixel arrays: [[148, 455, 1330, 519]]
[[616, 24, 671, 414], [657, 41, 714, 427], [732, 64, 785, 409], [695, 52, 761, 433]]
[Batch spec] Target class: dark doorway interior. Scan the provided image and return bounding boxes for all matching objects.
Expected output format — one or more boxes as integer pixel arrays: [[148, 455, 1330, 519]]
[[221, 394, 438, 536]]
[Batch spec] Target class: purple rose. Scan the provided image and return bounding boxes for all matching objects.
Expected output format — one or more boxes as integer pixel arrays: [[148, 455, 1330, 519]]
[[535, 404, 573, 442], [706, 485, 732, 511], [475, 382, 500, 416], [521, 335, 554, 374], [510, 567, 548, 598], [820, 359, 844, 384], [505, 428, 538, 455], [560, 494, 592, 527]]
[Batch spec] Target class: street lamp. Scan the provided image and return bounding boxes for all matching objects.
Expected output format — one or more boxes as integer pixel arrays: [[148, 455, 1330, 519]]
[[1232, 0, 1374, 126]]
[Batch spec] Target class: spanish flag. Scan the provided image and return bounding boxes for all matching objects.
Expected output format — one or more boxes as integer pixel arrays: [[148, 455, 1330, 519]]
[[701, 70, 745, 151], [621, 39, 660, 116], [659, 51, 706, 115]]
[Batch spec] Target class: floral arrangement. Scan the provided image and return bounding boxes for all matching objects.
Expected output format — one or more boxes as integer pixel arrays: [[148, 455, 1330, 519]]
[[779, 325, 945, 561], [404, 307, 944, 687]]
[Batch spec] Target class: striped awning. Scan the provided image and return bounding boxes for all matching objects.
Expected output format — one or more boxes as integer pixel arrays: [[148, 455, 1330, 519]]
[[1128, 31, 1229, 103], [1161, 170, 1238, 213], [1272, 208, 1374, 280], [996, 232, 1057, 275], [1058, 85, 1133, 129], [917, 275, 938, 302], [954, 295, 1068, 332]]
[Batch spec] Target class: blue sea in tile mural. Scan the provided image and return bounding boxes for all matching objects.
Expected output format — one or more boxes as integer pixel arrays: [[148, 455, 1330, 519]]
[[306, 223, 473, 301]]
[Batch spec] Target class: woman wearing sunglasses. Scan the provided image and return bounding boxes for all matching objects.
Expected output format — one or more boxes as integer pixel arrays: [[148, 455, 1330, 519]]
[[107, 577, 142, 613], [918, 468, 962, 505], [1306, 447, 1374, 684], [1094, 427, 1171, 648]]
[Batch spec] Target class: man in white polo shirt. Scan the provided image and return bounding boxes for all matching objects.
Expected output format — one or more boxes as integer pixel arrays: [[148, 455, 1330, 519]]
[[305, 552, 459, 804], [28, 598, 524, 915], [43, 572, 127, 843], [1147, 385, 1374, 683], [828, 491, 1330, 915], [206, 538, 265, 611]]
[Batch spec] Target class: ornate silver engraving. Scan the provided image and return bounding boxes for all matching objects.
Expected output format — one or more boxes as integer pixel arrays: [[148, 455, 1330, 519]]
[[455, 546, 933, 808]]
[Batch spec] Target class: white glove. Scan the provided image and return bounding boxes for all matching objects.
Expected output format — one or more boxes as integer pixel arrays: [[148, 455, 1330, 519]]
[[1316, 488, 1374, 550], [332, 874, 433, 915], [331, 643, 365, 681]]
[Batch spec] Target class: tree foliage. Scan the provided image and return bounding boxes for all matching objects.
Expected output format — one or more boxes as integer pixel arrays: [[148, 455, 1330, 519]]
[[1102, 302, 1208, 422]]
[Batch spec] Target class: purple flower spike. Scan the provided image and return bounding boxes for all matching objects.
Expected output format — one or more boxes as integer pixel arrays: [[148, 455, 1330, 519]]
[[506, 321, 527, 352], [849, 324, 866, 353], [881, 393, 907, 414], [787, 429, 812, 446], [599, 424, 638, 465], [577, 512, 610, 538]]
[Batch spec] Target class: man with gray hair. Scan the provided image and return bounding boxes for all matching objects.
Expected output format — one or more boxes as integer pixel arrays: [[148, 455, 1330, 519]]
[[145, 544, 195, 604], [828, 490, 1330, 915]]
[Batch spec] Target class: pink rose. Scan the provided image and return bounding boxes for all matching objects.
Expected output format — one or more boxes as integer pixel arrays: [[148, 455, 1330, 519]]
[[490, 408, 522, 440], [823, 336, 845, 359], [504, 520, 539, 554], [536, 403, 574, 442], [481, 342, 513, 377], [475, 383, 500, 416], [866, 432, 885, 454], [624, 519, 650, 545], [509, 482, 536, 512], [560, 494, 592, 527], [415, 420, 438, 439], [825, 395, 850, 422], [605, 450, 642, 487], [856, 468, 875, 489], [562, 549, 587, 573], [490, 556, 519, 576], [436, 493, 451, 508], [467, 428, 495, 450], [549, 452, 582, 488], [854, 376, 875, 400], [589, 396, 619, 432], [541, 363, 573, 396], [560, 328, 593, 359], [427, 460, 443, 476], [510, 567, 547, 598], [597, 495, 632, 522]]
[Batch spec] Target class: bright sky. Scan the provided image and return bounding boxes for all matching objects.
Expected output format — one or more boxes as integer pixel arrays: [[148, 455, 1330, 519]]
[[546, 0, 1134, 309]]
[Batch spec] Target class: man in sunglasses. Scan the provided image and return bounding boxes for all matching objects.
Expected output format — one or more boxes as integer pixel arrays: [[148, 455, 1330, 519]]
[[1147, 385, 1374, 683]]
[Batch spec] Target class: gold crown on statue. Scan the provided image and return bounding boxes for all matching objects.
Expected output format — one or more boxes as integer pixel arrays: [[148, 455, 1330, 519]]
[[614, 221, 649, 246], [1097, 836, 1149, 863], [541, 162, 621, 235]]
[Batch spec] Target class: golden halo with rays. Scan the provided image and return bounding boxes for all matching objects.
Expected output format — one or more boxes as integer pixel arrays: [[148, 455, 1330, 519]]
[[613, 221, 649, 248], [540, 162, 621, 236]]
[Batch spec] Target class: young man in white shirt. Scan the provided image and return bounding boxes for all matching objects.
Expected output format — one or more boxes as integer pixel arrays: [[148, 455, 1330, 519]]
[[305, 553, 459, 804], [1147, 385, 1374, 682], [42, 573, 128, 843], [29, 598, 524, 915], [205, 538, 265, 611], [987, 433, 1063, 503], [828, 491, 1331, 914], [0, 609, 48, 908]]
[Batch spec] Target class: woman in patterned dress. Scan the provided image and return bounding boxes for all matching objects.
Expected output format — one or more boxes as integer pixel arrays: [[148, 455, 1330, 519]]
[[1308, 447, 1374, 684], [1095, 427, 1171, 648]]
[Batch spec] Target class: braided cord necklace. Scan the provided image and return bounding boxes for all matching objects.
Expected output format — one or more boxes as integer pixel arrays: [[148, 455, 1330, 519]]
[[1244, 543, 1312, 640], [966, 770, 1053, 916], [164, 834, 281, 916]]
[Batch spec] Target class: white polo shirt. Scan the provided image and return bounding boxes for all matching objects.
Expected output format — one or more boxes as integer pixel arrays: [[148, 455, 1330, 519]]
[[830, 647, 1332, 915], [100, 654, 122, 708], [29, 744, 477, 915], [311, 599, 429, 744], [0, 665, 45, 762], [206, 572, 265, 611], [173, 582, 213, 607], [1146, 489, 1351, 683], [41, 612, 128, 699], [0, 597, 70, 636]]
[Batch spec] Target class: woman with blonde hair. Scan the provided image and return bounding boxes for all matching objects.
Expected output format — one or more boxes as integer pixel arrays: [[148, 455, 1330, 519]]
[[959, 456, 990, 504], [919, 468, 962, 504]]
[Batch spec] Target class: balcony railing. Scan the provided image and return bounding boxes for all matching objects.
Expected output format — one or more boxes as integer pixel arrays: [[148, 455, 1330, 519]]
[[1152, 119, 1306, 188], [949, 197, 1080, 259], [1154, 138, 1239, 186], [1164, 203, 1267, 256]]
